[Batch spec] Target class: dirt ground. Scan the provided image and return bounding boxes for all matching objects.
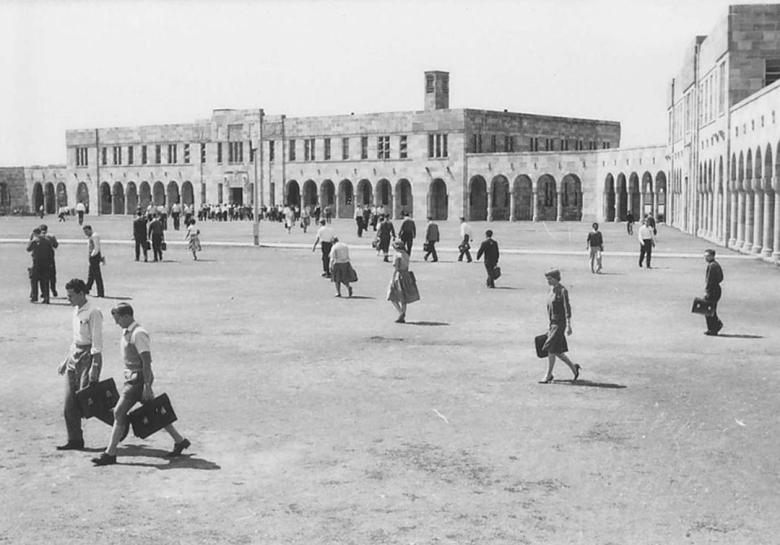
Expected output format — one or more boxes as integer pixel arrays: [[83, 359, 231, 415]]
[[1, 216, 779, 545]]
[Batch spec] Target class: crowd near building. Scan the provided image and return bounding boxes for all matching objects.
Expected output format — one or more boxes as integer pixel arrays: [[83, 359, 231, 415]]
[[1, 5, 779, 262]]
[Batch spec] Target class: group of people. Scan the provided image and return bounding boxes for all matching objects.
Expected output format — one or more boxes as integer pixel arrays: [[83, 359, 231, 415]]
[[132, 210, 202, 262]]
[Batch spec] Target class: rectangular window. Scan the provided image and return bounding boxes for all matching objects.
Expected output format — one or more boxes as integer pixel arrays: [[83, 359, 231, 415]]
[[101, 147, 107, 165], [718, 63, 726, 115], [765, 58, 780, 87], [217, 142, 223, 163], [342, 137, 349, 160], [168, 144, 177, 164], [426, 74, 434, 93], [399, 135, 407, 158], [324, 138, 331, 160], [112, 146, 121, 165], [269, 140, 275, 162], [304, 138, 315, 161], [155, 144, 162, 164], [142, 145, 148, 164], [505, 135, 514, 152], [228, 141, 243, 163], [360, 136, 368, 159], [184, 143, 190, 164], [76, 147, 88, 167], [288, 139, 296, 161], [429, 133, 448, 158], [428, 134, 435, 158], [127, 146, 134, 165], [200, 143, 206, 164], [544, 138, 552, 151], [377, 136, 390, 159]]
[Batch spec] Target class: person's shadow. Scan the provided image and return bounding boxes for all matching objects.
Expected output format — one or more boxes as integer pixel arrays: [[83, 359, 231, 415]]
[[714, 333, 763, 339], [553, 379, 627, 389], [404, 321, 450, 326], [115, 444, 221, 470]]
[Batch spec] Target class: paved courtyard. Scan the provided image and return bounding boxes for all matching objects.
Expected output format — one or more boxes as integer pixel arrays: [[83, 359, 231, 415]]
[[1, 216, 779, 545]]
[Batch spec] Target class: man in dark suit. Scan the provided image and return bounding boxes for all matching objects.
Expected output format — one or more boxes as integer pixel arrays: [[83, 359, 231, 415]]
[[423, 217, 440, 262], [133, 212, 149, 262], [398, 211, 416, 256], [40, 224, 59, 296], [148, 215, 165, 262], [703, 249, 724, 336], [27, 227, 55, 303], [476, 230, 500, 288]]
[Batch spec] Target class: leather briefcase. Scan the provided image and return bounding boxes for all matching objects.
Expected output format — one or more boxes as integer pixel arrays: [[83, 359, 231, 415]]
[[76, 378, 119, 419], [691, 297, 715, 317], [128, 393, 177, 439], [534, 334, 549, 358]]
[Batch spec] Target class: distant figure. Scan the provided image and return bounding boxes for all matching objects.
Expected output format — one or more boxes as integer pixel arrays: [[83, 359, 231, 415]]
[[38, 204, 44, 219], [646, 214, 657, 236], [398, 211, 416, 256], [702, 249, 724, 336], [58, 206, 68, 222], [586, 222, 604, 274], [539, 269, 581, 384], [329, 237, 353, 297], [458, 217, 473, 263], [387, 240, 419, 323], [171, 202, 182, 230], [376, 215, 396, 262], [638, 218, 655, 268], [26, 227, 55, 303], [626, 211, 634, 235], [40, 224, 59, 296], [76, 201, 86, 225], [423, 217, 440, 262], [355, 205, 364, 237], [185, 220, 202, 260], [83, 225, 105, 297], [476, 230, 500, 288], [133, 212, 149, 262], [312, 219, 335, 277], [148, 214, 165, 262]]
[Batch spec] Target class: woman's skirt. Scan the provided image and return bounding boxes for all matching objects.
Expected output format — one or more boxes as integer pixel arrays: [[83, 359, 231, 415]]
[[188, 236, 201, 252], [386, 270, 420, 304], [331, 262, 352, 284], [542, 321, 568, 354]]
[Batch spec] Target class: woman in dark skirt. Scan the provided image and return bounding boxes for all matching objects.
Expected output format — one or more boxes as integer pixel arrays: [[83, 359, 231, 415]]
[[387, 240, 420, 323], [540, 269, 581, 383]]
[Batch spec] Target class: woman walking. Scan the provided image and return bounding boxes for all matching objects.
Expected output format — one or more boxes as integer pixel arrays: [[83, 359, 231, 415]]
[[328, 237, 353, 298], [185, 220, 202, 260], [539, 269, 581, 383], [386, 240, 419, 323]]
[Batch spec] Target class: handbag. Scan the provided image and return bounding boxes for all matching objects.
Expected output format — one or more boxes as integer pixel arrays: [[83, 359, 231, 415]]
[[423, 241, 431, 252], [534, 334, 549, 358], [691, 297, 715, 317], [349, 264, 358, 283], [76, 378, 119, 419], [128, 393, 178, 439], [144, 240, 151, 251], [492, 266, 502, 280], [161, 241, 167, 251]]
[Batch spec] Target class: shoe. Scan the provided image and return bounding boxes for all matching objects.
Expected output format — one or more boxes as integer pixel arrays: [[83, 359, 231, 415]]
[[167, 439, 191, 457], [395, 313, 405, 324], [51, 290, 58, 297], [42, 299, 50, 304], [538, 375, 554, 384], [573, 364, 581, 381], [91, 453, 117, 466], [56, 440, 84, 451], [335, 293, 341, 297], [30, 298, 38, 303], [704, 331, 717, 336], [715, 322, 723, 333], [348, 286, 353, 297]]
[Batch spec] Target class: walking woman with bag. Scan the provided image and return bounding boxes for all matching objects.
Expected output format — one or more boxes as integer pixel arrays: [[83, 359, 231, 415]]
[[539, 268, 581, 384], [387, 240, 420, 323]]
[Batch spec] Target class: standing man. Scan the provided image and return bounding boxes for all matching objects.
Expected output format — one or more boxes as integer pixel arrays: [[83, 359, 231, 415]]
[[362, 205, 371, 236], [423, 217, 440, 262], [40, 224, 59, 296], [637, 218, 655, 269], [458, 217, 473, 263], [376, 215, 396, 262], [148, 214, 165, 262], [171, 201, 182, 230], [586, 222, 604, 274], [476, 230, 500, 288], [26, 227, 55, 303], [83, 225, 105, 297], [398, 211, 416, 256], [312, 219, 335, 278], [75, 201, 86, 226], [92, 303, 190, 465], [646, 213, 657, 236], [56, 278, 104, 450], [355, 205, 364, 238], [133, 212, 149, 262], [703, 249, 724, 336], [626, 211, 634, 235]]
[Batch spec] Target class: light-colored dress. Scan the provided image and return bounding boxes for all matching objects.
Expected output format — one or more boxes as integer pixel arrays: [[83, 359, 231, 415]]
[[386, 250, 420, 304], [186, 225, 201, 252]]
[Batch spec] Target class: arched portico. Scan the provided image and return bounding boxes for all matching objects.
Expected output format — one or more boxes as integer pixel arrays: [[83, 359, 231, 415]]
[[77, 182, 90, 213], [513, 175, 533, 220], [469, 175, 487, 221], [560, 174, 582, 221], [100, 182, 112, 214], [604, 174, 616, 221], [126, 182, 138, 214], [356, 179, 372, 206], [395, 179, 412, 218], [112, 182, 124, 214], [338, 179, 354, 218], [153, 182, 165, 206], [616, 173, 627, 221], [302, 180, 318, 209], [628, 172, 640, 218], [490, 175, 510, 220], [44, 182, 56, 214], [536, 175, 557, 221], [428, 178, 448, 220], [32, 182, 44, 213], [655, 172, 667, 222], [375, 179, 392, 217], [181, 181, 194, 206], [167, 181, 180, 205], [56, 182, 68, 209], [139, 182, 152, 210], [320, 180, 335, 215], [285, 180, 301, 207], [641, 171, 653, 218]]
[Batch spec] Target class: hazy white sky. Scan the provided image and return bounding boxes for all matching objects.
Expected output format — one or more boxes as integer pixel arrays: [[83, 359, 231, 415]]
[[0, 0, 773, 166]]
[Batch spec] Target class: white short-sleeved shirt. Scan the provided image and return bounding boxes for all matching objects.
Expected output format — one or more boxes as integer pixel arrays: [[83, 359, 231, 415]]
[[316, 225, 335, 243], [72, 300, 103, 355]]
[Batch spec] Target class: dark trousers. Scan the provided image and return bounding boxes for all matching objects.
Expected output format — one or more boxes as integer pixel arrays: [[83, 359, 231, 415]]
[[705, 287, 723, 332], [172, 212, 180, 230], [321, 241, 333, 274], [77, 211, 84, 225], [30, 266, 51, 302], [86, 254, 104, 297], [402, 237, 413, 256], [458, 235, 472, 262], [135, 239, 148, 261], [639, 240, 653, 267], [50, 260, 57, 295], [152, 235, 164, 261], [356, 218, 364, 237], [484, 262, 497, 288], [627, 221, 633, 234], [424, 242, 438, 262], [63, 354, 112, 441]]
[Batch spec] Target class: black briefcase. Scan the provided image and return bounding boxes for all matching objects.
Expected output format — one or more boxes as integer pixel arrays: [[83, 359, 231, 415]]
[[492, 266, 502, 280], [76, 378, 119, 419], [691, 297, 715, 317], [534, 334, 549, 358], [128, 393, 177, 439]]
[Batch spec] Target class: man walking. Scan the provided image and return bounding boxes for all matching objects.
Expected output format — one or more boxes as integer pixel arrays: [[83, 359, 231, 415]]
[[312, 219, 335, 277], [586, 222, 604, 274], [703, 249, 724, 336], [626, 211, 634, 235], [476, 230, 500, 288], [398, 211, 416, 256], [83, 225, 105, 297], [638, 218, 655, 268], [458, 217, 473, 263], [133, 212, 149, 262], [76, 201, 86, 226], [423, 217, 440, 262], [92, 303, 190, 465], [148, 214, 165, 262], [56, 278, 104, 450]]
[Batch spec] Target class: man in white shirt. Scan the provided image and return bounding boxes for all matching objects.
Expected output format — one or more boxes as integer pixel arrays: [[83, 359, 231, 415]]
[[171, 202, 182, 230], [638, 218, 655, 268], [458, 217, 473, 263], [83, 225, 105, 297], [56, 278, 104, 450], [312, 219, 336, 277], [75, 201, 86, 225]]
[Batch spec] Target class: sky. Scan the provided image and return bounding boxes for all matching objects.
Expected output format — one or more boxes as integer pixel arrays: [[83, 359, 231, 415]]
[[0, 0, 774, 166]]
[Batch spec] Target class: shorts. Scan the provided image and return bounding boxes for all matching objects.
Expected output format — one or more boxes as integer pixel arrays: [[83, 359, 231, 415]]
[[118, 376, 144, 409]]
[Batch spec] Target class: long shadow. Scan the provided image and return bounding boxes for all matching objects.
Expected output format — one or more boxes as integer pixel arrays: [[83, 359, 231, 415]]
[[97, 295, 133, 301], [715, 333, 763, 339], [346, 295, 375, 300], [193, 258, 217, 262], [405, 321, 450, 327], [597, 272, 625, 276], [160, 260, 179, 263], [494, 286, 518, 290], [115, 445, 220, 470], [552, 379, 627, 389], [39, 301, 71, 306]]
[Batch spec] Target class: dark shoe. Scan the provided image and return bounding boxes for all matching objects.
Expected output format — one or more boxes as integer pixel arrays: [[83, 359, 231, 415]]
[[573, 364, 582, 381], [347, 286, 353, 297], [335, 293, 341, 297], [167, 439, 191, 457], [42, 299, 50, 304], [56, 440, 84, 451], [91, 453, 116, 466], [30, 298, 38, 303], [51, 290, 58, 297], [538, 375, 554, 384], [704, 331, 718, 336], [714, 322, 723, 333], [395, 313, 405, 324]]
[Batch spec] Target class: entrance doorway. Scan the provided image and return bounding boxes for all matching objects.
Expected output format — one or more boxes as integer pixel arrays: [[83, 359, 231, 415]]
[[230, 188, 244, 205]]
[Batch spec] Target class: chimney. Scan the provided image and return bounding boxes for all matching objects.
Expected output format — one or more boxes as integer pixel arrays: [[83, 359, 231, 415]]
[[424, 71, 449, 111]]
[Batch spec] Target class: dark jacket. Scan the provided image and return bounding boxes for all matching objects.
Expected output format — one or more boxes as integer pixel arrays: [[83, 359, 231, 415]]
[[133, 217, 148, 241], [477, 238, 499, 265], [148, 219, 164, 239], [425, 223, 440, 242], [27, 236, 55, 269], [399, 218, 416, 241], [705, 260, 723, 293]]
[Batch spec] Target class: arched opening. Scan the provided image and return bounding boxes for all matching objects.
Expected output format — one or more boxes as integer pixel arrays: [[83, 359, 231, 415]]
[[604, 174, 616, 221], [655, 172, 667, 222], [560, 174, 582, 221], [375, 179, 392, 217], [167, 181, 180, 206], [490, 175, 510, 220], [56, 182, 68, 208], [77, 182, 90, 213], [139, 182, 152, 210], [181, 181, 194, 206], [43, 182, 56, 214], [302, 180, 318, 209], [616, 173, 628, 221], [395, 179, 412, 218], [285, 180, 300, 207], [469, 175, 487, 221], [356, 179, 373, 206], [153, 182, 165, 206], [628, 172, 640, 218], [513, 175, 533, 220], [126, 182, 138, 214], [100, 182, 112, 214], [320, 180, 335, 216], [337, 179, 354, 218], [32, 182, 44, 213], [427, 178, 448, 220], [536, 174, 557, 221], [112, 182, 124, 214], [642, 172, 654, 217]]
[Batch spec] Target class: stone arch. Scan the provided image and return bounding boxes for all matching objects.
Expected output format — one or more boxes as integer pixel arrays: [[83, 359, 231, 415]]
[[375, 179, 392, 217], [604, 174, 616, 222], [628, 172, 640, 217], [395, 179, 412, 218], [112, 182, 125, 214], [490, 175, 510, 221], [655, 171, 667, 222], [77, 182, 90, 213], [428, 178, 448, 220], [182, 181, 194, 206], [536, 174, 557, 221], [153, 181, 165, 206], [167, 181, 180, 205], [642, 171, 654, 217], [32, 182, 44, 213], [560, 174, 582, 221], [320, 180, 335, 214], [754, 146, 763, 185], [338, 179, 354, 218], [56, 182, 68, 208], [356, 179, 372, 207], [139, 182, 152, 209], [513, 175, 533, 221], [285, 179, 300, 207], [44, 182, 56, 214], [616, 173, 627, 221], [126, 182, 138, 214], [99, 182, 112, 214], [302, 180, 318, 209], [468, 175, 487, 221]]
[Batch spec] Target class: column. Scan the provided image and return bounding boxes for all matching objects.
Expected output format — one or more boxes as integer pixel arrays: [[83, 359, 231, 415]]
[[532, 191, 539, 222], [639, 190, 645, 219], [742, 189, 754, 253], [762, 188, 773, 258], [612, 188, 619, 222], [556, 190, 563, 222], [773, 187, 780, 262], [752, 190, 763, 254], [652, 191, 658, 220], [487, 190, 493, 222], [729, 189, 738, 247], [509, 191, 516, 222], [736, 190, 745, 248], [616, 190, 624, 222]]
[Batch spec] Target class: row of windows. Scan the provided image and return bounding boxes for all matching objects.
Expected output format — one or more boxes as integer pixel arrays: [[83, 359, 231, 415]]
[[471, 135, 609, 153], [281, 135, 414, 162], [78, 142, 237, 168]]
